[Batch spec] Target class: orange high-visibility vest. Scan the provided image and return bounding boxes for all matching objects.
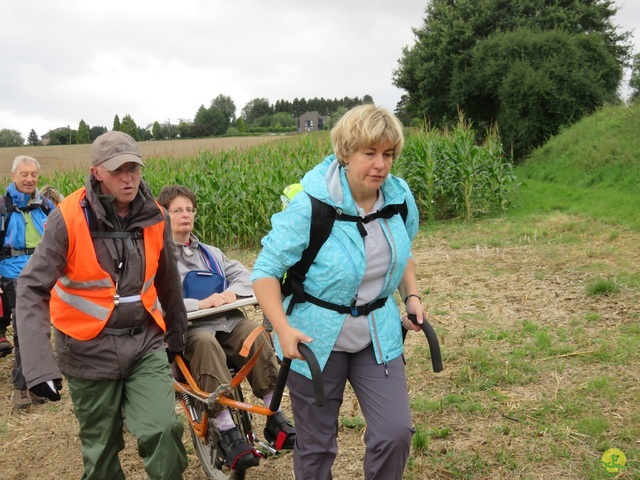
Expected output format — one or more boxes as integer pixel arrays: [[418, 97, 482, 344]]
[[50, 188, 167, 340]]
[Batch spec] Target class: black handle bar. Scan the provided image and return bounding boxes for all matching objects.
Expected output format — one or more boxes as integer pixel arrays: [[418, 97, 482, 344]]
[[405, 314, 443, 373], [269, 343, 326, 412]]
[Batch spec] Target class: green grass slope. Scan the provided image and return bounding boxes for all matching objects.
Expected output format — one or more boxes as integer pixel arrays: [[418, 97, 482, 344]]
[[510, 103, 640, 230]]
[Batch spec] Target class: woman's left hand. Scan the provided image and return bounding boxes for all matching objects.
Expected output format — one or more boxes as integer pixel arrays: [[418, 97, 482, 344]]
[[200, 290, 237, 309]]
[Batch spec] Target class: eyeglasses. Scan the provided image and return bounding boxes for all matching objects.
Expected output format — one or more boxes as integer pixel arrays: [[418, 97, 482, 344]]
[[101, 164, 142, 175], [168, 207, 197, 215]]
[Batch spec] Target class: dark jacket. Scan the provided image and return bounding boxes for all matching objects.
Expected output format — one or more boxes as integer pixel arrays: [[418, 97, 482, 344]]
[[16, 175, 187, 386]]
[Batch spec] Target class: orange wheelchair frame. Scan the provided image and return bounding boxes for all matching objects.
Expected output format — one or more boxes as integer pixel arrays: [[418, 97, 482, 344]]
[[172, 298, 325, 479]]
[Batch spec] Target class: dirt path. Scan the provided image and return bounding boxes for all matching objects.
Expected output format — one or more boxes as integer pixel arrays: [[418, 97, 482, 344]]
[[0, 215, 637, 479]]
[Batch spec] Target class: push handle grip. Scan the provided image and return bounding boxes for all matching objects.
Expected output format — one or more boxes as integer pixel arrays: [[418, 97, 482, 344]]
[[407, 314, 443, 373], [269, 343, 326, 412]]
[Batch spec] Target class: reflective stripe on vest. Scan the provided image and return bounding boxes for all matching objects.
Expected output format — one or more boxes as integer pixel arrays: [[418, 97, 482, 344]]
[[50, 188, 167, 340]]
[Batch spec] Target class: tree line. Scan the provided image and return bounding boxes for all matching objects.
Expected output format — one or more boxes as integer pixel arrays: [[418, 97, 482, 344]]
[[4, 0, 640, 159], [0, 95, 373, 147]]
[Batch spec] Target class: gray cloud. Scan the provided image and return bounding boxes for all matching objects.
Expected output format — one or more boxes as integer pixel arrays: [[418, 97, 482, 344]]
[[1, 0, 636, 139]]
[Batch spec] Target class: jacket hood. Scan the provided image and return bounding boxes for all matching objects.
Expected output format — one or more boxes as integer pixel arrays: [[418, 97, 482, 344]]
[[301, 154, 409, 215], [7, 183, 50, 210]]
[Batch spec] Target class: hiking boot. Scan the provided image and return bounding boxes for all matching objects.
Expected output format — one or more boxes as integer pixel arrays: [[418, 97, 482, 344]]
[[264, 410, 296, 450], [12, 389, 31, 409], [219, 426, 260, 470], [30, 392, 47, 405], [0, 335, 12, 358]]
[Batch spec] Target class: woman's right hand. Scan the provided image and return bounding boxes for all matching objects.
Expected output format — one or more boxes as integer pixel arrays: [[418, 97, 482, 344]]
[[277, 323, 313, 360], [252, 277, 312, 359]]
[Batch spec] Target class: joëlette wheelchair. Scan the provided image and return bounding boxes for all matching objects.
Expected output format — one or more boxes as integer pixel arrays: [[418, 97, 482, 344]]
[[172, 297, 324, 480], [173, 299, 442, 480]]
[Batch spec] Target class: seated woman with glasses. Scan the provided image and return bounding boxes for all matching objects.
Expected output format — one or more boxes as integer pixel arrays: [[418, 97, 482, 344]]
[[156, 185, 295, 471]]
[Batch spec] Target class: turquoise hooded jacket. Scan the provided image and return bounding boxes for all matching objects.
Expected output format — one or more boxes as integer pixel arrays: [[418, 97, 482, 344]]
[[251, 155, 419, 379]]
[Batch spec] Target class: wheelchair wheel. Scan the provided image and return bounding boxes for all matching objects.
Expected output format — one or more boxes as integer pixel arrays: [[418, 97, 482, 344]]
[[188, 396, 247, 480]]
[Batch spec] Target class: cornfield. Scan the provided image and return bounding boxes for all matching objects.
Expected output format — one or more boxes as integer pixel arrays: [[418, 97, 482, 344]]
[[43, 123, 518, 249], [397, 113, 518, 223]]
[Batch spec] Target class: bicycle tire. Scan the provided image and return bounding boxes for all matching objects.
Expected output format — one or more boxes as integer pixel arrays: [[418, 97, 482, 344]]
[[188, 396, 247, 480]]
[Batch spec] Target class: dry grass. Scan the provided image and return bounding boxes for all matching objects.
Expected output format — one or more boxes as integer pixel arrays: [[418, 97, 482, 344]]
[[1, 213, 638, 479], [0, 136, 286, 180], [402, 219, 639, 480], [0, 139, 637, 478]]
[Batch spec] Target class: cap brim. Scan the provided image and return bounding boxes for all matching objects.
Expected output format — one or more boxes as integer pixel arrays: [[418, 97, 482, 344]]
[[99, 154, 144, 171]]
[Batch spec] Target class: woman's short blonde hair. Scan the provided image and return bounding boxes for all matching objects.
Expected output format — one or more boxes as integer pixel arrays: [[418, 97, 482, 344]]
[[330, 104, 404, 165]]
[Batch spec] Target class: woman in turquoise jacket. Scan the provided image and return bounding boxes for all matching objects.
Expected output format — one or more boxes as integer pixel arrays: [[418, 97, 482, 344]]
[[251, 104, 426, 480]]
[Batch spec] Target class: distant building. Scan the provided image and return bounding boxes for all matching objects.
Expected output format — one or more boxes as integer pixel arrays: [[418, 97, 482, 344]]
[[41, 134, 50, 146], [297, 111, 329, 133]]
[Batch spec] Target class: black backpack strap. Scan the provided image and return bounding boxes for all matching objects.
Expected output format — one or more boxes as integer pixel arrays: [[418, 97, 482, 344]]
[[398, 199, 408, 223], [39, 197, 53, 216], [303, 293, 388, 316], [0, 194, 9, 259], [89, 231, 142, 239], [81, 199, 142, 241], [0, 193, 56, 260], [284, 196, 336, 315], [0, 194, 8, 231], [282, 196, 408, 316], [327, 200, 408, 237]]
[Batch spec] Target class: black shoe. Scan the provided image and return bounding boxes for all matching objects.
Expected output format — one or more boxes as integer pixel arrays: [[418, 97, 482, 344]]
[[219, 426, 260, 470], [0, 335, 12, 358], [264, 411, 296, 450]]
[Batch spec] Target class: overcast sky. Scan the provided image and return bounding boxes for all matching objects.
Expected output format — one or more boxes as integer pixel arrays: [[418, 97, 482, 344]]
[[2, 0, 638, 140]]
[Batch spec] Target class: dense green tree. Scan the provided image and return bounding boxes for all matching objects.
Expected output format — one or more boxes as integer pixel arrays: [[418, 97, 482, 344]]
[[193, 105, 226, 136], [152, 121, 162, 140], [630, 53, 640, 104], [241, 98, 272, 124], [271, 112, 295, 128], [138, 126, 152, 141], [0, 129, 24, 147], [177, 120, 193, 139], [325, 106, 349, 130], [27, 129, 39, 146], [112, 115, 121, 131], [394, 95, 413, 127], [90, 126, 107, 141], [253, 96, 371, 119], [274, 99, 292, 114], [211, 94, 236, 125], [120, 114, 139, 140], [236, 117, 246, 134], [460, 28, 623, 157], [77, 120, 91, 144], [253, 115, 273, 128], [394, 0, 632, 158], [290, 98, 308, 118], [45, 127, 72, 146], [192, 106, 210, 137], [210, 106, 230, 135], [161, 121, 178, 139]]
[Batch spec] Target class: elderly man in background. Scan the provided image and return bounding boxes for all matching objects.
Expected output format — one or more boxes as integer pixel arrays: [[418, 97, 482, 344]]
[[16, 131, 189, 480], [0, 155, 55, 408]]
